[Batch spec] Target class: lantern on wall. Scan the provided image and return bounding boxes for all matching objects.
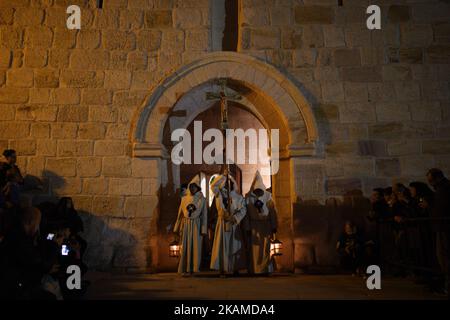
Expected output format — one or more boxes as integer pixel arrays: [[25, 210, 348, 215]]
[[270, 237, 283, 256], [169, 240, 181, 258]]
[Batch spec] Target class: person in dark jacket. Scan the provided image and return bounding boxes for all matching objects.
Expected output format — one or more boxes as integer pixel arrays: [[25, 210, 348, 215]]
[[336, 221, 363, 275], [426, 168, 450, 295]]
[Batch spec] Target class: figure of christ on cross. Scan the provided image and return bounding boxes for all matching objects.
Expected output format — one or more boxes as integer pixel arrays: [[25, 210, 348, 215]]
[[205, 78, 242, 209]]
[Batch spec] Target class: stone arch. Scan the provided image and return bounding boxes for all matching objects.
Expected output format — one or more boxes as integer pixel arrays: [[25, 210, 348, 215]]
[[131, 51, 319, 159], [130, 52, 320, 272]]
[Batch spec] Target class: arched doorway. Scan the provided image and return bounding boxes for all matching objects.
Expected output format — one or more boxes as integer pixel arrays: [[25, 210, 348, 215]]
[[131, 52, 319, 272]]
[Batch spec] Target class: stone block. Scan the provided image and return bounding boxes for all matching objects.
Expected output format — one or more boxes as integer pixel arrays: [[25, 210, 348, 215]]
[[375, 102, 410, 122], [369, 123, 403, 140], [83, 178, 108, 195], [382, 65, 412, 81], [426, 46, 450, 64], [423, 140, 450, 154], [321, 81, 344, 103], [89, 106, 118, 123], [174, 8, 203, 28], [400, 156, 435, 176], [367, 83, 396, 102], [124, 196, 157, 218], [186, 28, 209, 51], [293, 49, 317, 67], [70, 50, 110, 70], [144, 10, 172, 28], [15, 8, 44, 26], [399, 48, 423, 64], [94, 9, 120, 29], [323, 25, 345, 47], [301, 25, 324, 48], [78, 122, 106, 140], [45, 158, 77, 177], [57, 106, 89, 122], [388, 5, 410, 23], [119, 9, 144, 29], [339, 102, 376, 123], [142, 178, 160, 195], [103, 30, 136, 51], [325, 141, 357, 155], [342, 66, 382, 82], [0, 7, 13, 25], [36, 139, 57, 156], [344, 83, 368, 102], [81, 89, 112, 105], [358, 140, 386, 157], [102, 157, 131, 177], [131, 158, 158, 178], [51, 177, 82, 195], [400, 24, 433, 47], [9, 139, 36, 156], [48, 49, 71, 68], [249, 28, 280, 49], [24, 48, 47, 68], [387, 140, 421, 156], [25, 27, 53, 48], [78, 30, 101, 49], [0, 27, 23, 49], [51, 123, 78, 139], [92, 196, 124, 217], [6, 69, 34, 87], [44, 7, 66, 27], [50, 88, 81, 105], [94, 140, 127, 156], [53, 28, 77, 49], [104, 70, 131, 89], [334, 49, 360, 66], [61, 70, 104, 88], [0, 87, 29, 103], [294, 5, 334, 24], [57, 140, 93, 157], [375, 158, 401, 177], [77, 157, 102, 177], [109, 178, 141, 196], [34, 69, 59, 88], [30, 123, 50, 139], [16, 105, 58, 121], [326, 178, 362, 195], [137, 30, 162, 51], [127, 51, 147, 71]]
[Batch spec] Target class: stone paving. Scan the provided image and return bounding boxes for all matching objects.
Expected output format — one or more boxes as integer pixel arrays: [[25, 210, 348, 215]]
[[83, 272, 445, 300]]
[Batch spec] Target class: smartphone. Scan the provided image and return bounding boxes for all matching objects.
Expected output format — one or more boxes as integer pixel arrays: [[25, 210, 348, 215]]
[[61, 244, 70, 256], [47, 233, 55, 240]]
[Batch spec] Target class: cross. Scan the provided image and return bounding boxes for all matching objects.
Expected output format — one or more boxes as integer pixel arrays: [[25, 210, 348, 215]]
[[205, 78, 242, 131], [205, 78, 242, 209]]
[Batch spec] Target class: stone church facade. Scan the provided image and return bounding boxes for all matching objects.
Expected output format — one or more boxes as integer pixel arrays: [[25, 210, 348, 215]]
[[0, 0, 449, 272]]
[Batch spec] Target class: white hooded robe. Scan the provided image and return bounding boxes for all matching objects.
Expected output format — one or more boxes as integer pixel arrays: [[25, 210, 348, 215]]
[[209, 174, 247, 273], [174, 175, 208, 274]]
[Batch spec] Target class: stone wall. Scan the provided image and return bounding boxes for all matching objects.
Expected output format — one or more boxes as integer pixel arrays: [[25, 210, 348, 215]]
[[1, 0, 449, 271]]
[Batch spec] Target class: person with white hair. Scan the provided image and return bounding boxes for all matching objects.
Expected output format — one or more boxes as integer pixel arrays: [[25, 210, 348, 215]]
[[173, 174, 208, 275], [244, 171, 278, 275], [210, 168, 247, 276]]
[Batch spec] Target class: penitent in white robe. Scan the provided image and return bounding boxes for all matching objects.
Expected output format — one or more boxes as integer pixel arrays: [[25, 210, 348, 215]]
[[210, 174, 247, 273], [174, 176, 208, 274], [244, 171, 278, 274]]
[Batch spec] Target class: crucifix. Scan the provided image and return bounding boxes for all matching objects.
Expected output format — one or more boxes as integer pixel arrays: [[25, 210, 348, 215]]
[[205, 78, 242, 209]]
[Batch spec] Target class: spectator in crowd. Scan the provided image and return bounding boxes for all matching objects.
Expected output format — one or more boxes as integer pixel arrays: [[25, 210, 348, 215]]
[[0, 149, 23, 187], [409, 181, 435, 277], [425, 169, 450, 295], [336, 221, 363, 276]]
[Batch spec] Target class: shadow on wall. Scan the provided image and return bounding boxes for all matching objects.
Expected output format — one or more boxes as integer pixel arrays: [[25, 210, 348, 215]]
[[293, 190, 372, 273], [20, 171, 148, 273]]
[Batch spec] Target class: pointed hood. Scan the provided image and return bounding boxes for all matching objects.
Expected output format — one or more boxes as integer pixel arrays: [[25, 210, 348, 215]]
[[250, 170, 266, 192], [187, 174, 202, 196]]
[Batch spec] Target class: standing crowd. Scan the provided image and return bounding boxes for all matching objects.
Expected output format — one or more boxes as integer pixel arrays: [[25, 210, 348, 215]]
[[0, 149, 88, 299], [336, 168, 450, 295], [174, 169, 278, 277]]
